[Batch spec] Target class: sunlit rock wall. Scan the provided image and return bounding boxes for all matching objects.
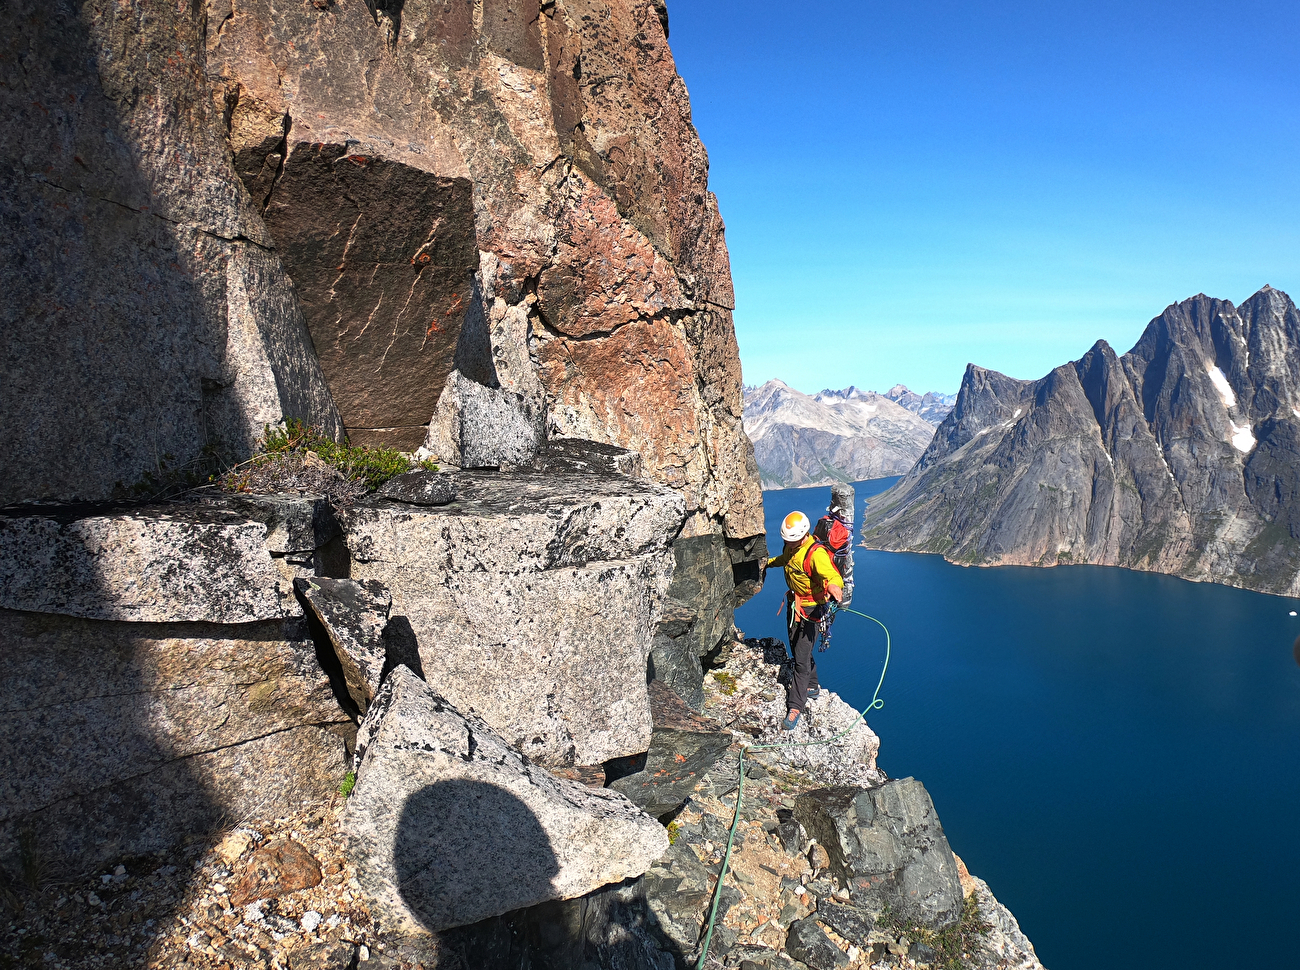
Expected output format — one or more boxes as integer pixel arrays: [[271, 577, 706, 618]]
[[205, 0, 763, 546]]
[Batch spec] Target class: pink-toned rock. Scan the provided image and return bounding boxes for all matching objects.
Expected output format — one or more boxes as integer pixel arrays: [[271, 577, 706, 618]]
[[205, 0, 763, 542]]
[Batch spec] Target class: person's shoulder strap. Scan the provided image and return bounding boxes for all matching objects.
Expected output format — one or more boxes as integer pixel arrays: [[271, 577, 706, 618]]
[[800, 539, 827, 575], [806, 540, 842, 581]]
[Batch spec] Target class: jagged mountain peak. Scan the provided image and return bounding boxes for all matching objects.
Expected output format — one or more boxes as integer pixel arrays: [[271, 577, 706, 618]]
[[864, 287, 1300, 596]]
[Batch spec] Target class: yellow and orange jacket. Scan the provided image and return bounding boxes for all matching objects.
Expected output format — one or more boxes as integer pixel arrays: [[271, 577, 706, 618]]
[[768, 536, 843, 611]]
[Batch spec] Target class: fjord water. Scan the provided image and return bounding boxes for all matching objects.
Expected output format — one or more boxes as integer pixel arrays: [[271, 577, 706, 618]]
[[737, 480, 1300, 970]]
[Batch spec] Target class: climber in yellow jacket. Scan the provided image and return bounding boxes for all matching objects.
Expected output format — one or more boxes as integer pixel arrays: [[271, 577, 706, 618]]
[[765, 510, 844, 730]]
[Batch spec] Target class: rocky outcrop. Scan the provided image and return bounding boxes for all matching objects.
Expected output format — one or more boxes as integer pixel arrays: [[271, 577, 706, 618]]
[[201, 0, 763, 548], [606, 680, 733, 817], [0, 500, 355, 877], [295, 577, 394, 715], [744, 381, 941, 488], [650, 534, 740, 709], [623, 636, 1043, 970], [794, 780, 964, 929], [0, 507, 292, 623], [340, 466, 687, 766], [862, 287, 1300, 596], [1, 0, 342, 507], [343, 666, 668, 940], [3, 0, 764, 572], [0, 609, 350, 878]]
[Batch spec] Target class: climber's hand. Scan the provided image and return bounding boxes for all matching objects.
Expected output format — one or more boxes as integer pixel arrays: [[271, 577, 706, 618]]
[[827, 583, 843, 603]]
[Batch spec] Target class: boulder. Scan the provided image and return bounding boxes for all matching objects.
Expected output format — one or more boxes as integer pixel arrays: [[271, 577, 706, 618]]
[[813, 900, 876, 945], [375, 472, 457, 507], [785, 917, 850, 969], [793, 779, 964, 930], [456, 374, 547, 468], [607, 680, 734, 817], [294, 577, 393, 714], [528, 439, 645, 479], [0, 506, 288, 623], [230, 838, 324, 907], [343, 667, 668, 939], [340, 469, 686, 766], [649, 534, 738, 710]]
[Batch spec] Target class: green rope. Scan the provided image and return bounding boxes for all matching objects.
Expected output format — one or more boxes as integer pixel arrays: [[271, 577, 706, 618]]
[[693, 608, 890, 969]]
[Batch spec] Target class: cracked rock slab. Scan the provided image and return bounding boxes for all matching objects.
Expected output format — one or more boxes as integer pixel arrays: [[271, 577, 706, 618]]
[[0, 506, 288, 622], [375, 471, 457, 507], [340, 469, 685, 765], [786, 916, 850, 969], [0, 609, 350, 874], [295, 577, 392, 714], [794, 778, 963, 930], [343, 666, 668, 938], [606, 680, 733, 817]]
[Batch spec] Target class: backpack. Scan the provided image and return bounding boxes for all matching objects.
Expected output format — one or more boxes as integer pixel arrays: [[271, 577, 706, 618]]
[[799, 537, 844, 586], [811, 513, 851, 578], [802, 512, 854, 610]]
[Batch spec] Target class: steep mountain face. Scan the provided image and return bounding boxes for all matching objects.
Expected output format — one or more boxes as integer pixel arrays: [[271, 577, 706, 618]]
[[743, 380, 942, 487], [2, 0, 762, 549], [862, 287, 1300, 596]]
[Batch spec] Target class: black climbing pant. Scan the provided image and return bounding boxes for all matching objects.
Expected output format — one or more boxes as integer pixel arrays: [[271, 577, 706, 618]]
[[786, 599, 821, 714]]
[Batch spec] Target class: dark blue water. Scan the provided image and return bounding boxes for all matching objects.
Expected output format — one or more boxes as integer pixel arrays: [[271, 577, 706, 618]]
[[737, 480, 1300, 970]]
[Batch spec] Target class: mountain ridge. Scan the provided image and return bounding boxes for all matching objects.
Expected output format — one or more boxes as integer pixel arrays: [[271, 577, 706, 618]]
[[743, 380, 953, 488], [861, 286, 1300, 596]]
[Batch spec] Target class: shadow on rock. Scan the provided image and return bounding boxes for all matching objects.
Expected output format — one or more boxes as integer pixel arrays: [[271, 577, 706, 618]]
[[395, 780, 683, 969], [394, 780, 561, 934], [437, 877, 685, 970]]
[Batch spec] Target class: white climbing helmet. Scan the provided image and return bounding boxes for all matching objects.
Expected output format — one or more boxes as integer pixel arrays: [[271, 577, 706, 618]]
[[780, 510, 810, 543]]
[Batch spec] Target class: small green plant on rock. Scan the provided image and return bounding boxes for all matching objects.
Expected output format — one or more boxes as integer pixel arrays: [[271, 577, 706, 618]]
[[881, 893, 991, 970], [219, 419, 437, 506], [338, 771, 356, 798], [710, 671, 738, 696], [666, 820, 680, 845]]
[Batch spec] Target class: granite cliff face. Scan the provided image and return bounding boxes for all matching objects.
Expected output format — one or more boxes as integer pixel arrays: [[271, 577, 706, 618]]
[[3, 0, 766, 728], [2, 0, 762, 552], [202, 0, 761, 545], [744, 381, 944, 488], [862, 287, 1300, 596]]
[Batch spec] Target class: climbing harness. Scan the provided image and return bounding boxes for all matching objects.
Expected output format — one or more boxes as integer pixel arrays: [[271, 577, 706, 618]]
[[694, 608, 891, 969]]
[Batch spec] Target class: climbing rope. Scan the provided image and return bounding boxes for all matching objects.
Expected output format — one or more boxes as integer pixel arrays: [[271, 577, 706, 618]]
[[694, 608, 891, 969]]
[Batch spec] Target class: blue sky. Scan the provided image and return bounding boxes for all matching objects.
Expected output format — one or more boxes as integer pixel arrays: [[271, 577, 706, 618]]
[[668, 1, 1300, 395]]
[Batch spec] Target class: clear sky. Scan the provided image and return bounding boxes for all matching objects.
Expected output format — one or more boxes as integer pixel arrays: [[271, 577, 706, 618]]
[[668, 0, 1300, 396]]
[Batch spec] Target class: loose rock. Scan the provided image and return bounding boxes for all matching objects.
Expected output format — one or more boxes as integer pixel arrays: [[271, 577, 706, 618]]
[[230, 839, 324, 907], [295, 576, 393, 714], [343, 667, 668, 940]]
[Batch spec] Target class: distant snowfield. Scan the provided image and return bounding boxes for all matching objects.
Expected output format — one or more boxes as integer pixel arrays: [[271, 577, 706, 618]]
[[1206, 363, 1238, 408]]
